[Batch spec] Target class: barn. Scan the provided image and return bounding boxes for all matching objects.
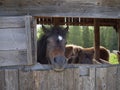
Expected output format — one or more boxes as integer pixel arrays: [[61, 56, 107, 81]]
[[0, 0, 120, 90]]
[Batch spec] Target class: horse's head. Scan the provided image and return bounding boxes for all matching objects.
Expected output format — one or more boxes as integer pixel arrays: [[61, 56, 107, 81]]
[[65, 45, 83, 63], [78, 48, 94, 64], [42, 25, 68, 71]]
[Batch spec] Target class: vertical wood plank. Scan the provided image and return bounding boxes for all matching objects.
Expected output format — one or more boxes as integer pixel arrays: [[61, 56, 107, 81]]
[[19, 70, 35, 90], [0, 70, 5, 90], [25, 15, 33, 65], [116, 65, 120, 90], [73, 68, 83, 90], [34, 70, 49, 90], [5, 69, 18, 90], [94, 19, 100, 61], [63, 68, 74, 90], [117, 20, 120, 63], [106, 66, 117, 90], [81, 68, 95, 90], [57, 71, 64, 90], [32, 17, 37, 64], [48, 70, 64, 90], [96, 67, 107, 90], [117, 20, 120, 51]]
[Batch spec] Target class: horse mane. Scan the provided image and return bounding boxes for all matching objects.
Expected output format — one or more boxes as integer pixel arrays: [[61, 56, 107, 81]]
[[37, 26, 68, 64], [37, 35, 48, 64]]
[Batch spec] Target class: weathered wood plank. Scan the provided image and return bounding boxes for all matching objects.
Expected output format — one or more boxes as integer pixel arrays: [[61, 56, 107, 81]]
[[0, 28, 27, 50], [0, 16, 25, 28], [25, 15, 33, 65], [33, 70, 49, 90], [57, 71, 64, 90], [4, 69, 18, 90], [0, 50, 27, 66], [32, 17, 37, 64], [78, 67, 95, 90], [48, 70, 64, 90], [73, 68, 82, 90], [106, 66, 117, 90], [63, 68, 74, 90], [0, 1, 120, 18], [116, 65, 120, 90], [19, 70, 35, 90], [47, 70, 64, 90], [0, 70, 5, 90], [0, 7, 119, 19], [0, 0, 120, 7], [96, 66, 118, 90], [96, 67, 107, 90]]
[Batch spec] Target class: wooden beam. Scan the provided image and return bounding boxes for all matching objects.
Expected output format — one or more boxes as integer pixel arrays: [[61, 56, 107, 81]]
[[94, 19, 100, 61], [117, 19, 120, 64], [118, 20, 120, 51], [35, 17, 119, 26]]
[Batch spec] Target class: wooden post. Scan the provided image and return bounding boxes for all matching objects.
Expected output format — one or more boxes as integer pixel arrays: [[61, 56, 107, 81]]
[[117, 19, 120, 64], [118, 20, 120, 51], [25, 15, 33, 65], [94, 19, 100, 62]]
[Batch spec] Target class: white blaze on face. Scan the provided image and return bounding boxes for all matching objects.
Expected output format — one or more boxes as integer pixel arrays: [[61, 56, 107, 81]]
[[58, 35, 63, 41]]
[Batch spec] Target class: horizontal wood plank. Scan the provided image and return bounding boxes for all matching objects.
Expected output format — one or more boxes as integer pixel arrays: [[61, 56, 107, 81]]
[[0, 16, 25, 28], [0, 28, 27, 50], [0, 50, 27, 66], [0, 1, 120, 18], [0, 0, 120, 7]]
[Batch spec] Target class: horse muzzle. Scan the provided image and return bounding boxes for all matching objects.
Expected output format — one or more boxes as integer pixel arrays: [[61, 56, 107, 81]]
[[51, 56, 67, 71]]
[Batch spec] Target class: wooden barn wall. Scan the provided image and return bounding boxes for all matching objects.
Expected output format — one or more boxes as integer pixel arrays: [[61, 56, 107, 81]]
[[0, 65, 119, 90], [0, 0, 120, 18], [0, 16, 35, 66]]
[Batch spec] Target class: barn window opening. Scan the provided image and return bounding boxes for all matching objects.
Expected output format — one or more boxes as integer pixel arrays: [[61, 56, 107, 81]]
[[36, 16, 120, 65]]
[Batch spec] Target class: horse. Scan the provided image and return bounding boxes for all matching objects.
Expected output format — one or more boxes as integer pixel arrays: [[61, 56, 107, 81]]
[[65, 45, 110, 64], [37, 25, 69, 71], [65, 44, 83, 63]]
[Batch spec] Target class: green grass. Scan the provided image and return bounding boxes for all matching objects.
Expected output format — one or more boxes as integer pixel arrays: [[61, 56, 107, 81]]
[[109, 53, 119, 64]]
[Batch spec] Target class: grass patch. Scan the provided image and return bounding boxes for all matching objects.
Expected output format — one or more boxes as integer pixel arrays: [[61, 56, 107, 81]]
[[109, 53, 119, 64]]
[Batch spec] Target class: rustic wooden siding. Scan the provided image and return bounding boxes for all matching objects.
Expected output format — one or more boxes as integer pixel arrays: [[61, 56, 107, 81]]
[[0, 65, 119, 90], [0, 0, 120, 18], [0, 16, 35, 66]]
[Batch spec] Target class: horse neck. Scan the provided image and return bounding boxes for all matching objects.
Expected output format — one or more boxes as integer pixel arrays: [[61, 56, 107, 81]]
[[37, 36, 49, 64]]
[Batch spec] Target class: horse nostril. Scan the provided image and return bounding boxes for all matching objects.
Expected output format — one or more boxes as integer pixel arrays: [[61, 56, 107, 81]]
[[53, 56, 66, 64]]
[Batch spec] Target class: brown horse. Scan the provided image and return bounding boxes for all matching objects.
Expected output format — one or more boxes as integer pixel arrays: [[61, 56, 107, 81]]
[[65, 44, 83, 63], [37, 25, 69, 71], [65, 45, 110, 64]]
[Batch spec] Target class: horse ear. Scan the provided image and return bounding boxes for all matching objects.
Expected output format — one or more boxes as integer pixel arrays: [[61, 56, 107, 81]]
[[117, 51, 120, 55], [65, 46, 73, 58], [64, 26, 69, 32], [42, 25, 48, 33]]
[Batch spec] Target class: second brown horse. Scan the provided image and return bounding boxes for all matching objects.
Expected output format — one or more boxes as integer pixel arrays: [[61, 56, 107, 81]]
[[65, 45, 110, 64]]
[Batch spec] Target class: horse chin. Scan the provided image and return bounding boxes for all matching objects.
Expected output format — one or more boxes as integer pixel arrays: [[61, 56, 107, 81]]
[[50, 57, 67, 72], [51, 64, 66, 72]]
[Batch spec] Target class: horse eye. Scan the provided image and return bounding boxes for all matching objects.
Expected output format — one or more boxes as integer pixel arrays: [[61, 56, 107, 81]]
[[47, 40, 50, 43]]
